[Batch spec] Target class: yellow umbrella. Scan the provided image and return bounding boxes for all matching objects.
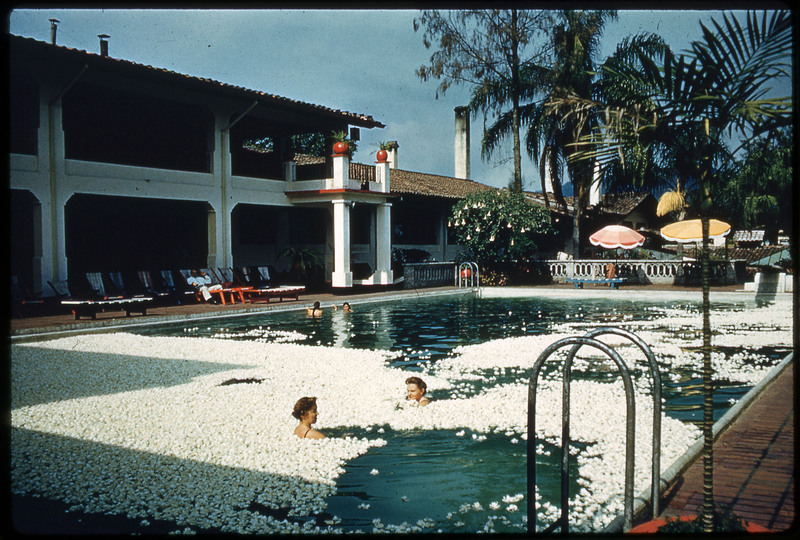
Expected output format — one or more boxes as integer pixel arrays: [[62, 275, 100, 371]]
[[660, 219, 731, 243]]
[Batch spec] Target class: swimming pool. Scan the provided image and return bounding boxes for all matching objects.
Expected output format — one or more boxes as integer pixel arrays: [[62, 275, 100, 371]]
[[11, 291, 792, 534], [129, 292, 791, 532]]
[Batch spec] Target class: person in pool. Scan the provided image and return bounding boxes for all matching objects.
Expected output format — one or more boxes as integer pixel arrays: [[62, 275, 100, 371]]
[[406, 376, 430, 406], [306, 301, 324, 317], [332, 302, 353, 312], [293, 397, 326, 439]]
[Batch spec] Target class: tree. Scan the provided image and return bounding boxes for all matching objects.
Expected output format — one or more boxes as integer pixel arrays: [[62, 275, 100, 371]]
[[562, 10, 792, 531], [414, 10, 553, 192], [448, 190, 553, 267], [716, 127, 793, 243]]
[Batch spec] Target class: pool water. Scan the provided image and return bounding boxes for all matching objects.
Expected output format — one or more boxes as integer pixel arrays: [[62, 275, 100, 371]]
[[133, 295, 788, 532]]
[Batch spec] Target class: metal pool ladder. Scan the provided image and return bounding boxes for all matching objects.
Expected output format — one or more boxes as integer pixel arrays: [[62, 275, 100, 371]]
[[456, 262, 480, 290], [527, 327, 663, 534]]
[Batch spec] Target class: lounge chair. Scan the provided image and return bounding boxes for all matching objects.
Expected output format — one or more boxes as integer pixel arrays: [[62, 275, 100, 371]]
[[52, 279, 152, 320], [160, 270, 196, 304], [242, 284, 305, 304], [179, 269, 230, 304], [11, 275, 45, 317], [85, 272, 123, 300], [137, 270, 172, 304]]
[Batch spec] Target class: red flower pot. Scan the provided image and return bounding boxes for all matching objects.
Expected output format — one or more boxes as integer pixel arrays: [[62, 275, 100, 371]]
[[628, 516, 771, 534], [333, 141, 349, 155], [376, 149, 388, 162]]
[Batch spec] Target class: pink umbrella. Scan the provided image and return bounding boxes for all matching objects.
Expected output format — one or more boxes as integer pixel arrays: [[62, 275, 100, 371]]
[[590, 225, 645, 250]]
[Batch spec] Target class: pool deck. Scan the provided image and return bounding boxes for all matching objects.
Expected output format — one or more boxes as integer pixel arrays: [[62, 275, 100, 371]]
[[8, 283, 795, 534], [654, 359, 795, 532]]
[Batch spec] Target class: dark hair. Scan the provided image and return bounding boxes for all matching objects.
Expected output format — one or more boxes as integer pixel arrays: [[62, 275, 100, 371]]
[[405, 376, 427, 394], [312, 301, 321, 309], [292, 397, 317, 420]]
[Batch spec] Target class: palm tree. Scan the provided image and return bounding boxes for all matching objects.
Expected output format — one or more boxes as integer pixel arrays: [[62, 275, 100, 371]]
[[564, 10, 792, 531], [473, 10, 667, 257]]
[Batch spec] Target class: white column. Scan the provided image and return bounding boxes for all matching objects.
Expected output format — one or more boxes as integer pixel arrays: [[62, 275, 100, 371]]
[[331, 200, 352, 288], [332, 153, 349, 189], [375, 202, 393, 285]]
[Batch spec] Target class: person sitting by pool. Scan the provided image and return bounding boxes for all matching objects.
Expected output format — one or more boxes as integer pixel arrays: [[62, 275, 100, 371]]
[[292, 397, 326, 439], [406, 376, 430, 407], [605, 262, 617, 280], [187, 269, 222, 303], [306, 301, 324, 317]]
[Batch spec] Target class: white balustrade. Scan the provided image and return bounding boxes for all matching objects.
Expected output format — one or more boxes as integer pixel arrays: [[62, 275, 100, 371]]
[[540, 259, 737, 285]]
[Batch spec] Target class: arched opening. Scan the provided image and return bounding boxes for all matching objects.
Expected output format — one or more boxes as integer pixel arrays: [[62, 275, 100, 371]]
[[64, 194, 210, 285]]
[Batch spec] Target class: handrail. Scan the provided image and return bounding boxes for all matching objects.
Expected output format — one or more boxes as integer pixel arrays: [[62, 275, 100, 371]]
[[527, 328, 663, 534], [456, 262, 479, 289]]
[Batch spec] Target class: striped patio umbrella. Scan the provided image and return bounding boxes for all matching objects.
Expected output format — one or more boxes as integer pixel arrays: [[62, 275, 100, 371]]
[[660, 219, 731, 243], [589, 225, 645, 250]]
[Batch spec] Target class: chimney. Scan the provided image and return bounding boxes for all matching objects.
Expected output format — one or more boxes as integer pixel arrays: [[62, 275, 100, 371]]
[[49, 19, 59, 45], [386, 141, 399, 169], [589, 160, 603, 207], [454, 106, 470, 179], [98, 34, 110, 57]]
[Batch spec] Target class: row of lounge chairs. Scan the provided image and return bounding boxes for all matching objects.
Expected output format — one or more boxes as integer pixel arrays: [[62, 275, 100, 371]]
[[34, 266, 304, 320], [177, 267, 305, 305]]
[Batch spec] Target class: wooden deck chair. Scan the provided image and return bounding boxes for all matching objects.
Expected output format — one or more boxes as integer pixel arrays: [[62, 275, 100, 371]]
[[257, 266, 273, 287], [232, 267, 251, 286], [48, 280, 74, 299], [107, 271, 128, 296], [137, 270, 171, 302], [11, 275, 45, 317], [216, 267, 236, 286], [86, 272, 123, 299], [160, 270, 195, 304]]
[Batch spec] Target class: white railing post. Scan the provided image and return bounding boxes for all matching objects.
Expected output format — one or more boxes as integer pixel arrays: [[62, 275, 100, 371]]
[[332, 152, 349, 190]]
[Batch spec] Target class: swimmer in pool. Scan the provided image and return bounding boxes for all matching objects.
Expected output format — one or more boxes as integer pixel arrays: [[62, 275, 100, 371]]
[[332, 302, 353, 313], [306, 301, 323, 317], [406, 376, 430, 406], [292, 397, 326, 439]]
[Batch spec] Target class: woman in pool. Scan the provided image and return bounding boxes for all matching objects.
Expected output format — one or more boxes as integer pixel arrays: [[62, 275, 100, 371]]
[[332, 302, 353, 313], [306, 301, 323, 317], [293, 397, 326, 439], [406, 376, 430, 406]]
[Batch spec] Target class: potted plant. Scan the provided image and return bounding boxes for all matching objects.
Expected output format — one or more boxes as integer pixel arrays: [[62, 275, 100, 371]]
[[374, 141, 391, 163], [628, 507, 770, 533], [331, 130, 357, 156], [277, 246, 323, 285]]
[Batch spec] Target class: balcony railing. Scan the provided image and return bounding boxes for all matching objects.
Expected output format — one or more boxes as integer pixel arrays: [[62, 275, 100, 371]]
[[540, 259, 737, 285], [402, 262, 456, 289]]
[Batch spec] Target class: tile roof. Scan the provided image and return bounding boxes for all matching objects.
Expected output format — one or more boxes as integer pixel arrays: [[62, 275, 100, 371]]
[[9, 34, 384, 128], [291, 155, 495, 198], [389, 169, 495, 199], [596, 192, 654, 216], [728, 246, 790, 264]]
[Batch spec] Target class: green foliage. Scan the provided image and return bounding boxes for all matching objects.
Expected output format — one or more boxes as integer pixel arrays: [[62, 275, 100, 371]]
[[448, 190, 554, 266], [414, 10, 555, 192], [277, 246, 322, 281], [716, 128, 793, 241], [290, 132, 326, 157]]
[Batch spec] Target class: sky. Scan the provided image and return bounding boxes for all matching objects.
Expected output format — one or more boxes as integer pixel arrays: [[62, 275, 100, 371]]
[[6, 7, 787, 193]]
